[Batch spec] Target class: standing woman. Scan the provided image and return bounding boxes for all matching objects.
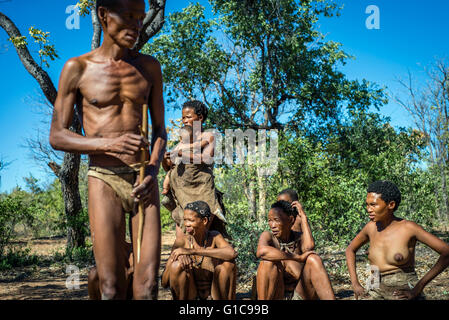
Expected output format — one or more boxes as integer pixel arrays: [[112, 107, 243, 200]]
[[161, 100, 228, 239]]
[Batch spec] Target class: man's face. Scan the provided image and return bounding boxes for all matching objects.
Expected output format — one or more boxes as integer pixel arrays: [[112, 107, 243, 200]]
[[101, 0, 146, 48], [268, 208, 293, 240], [366, 192, 395, 222]]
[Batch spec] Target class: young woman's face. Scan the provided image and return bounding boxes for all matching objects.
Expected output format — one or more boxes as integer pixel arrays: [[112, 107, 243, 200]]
[[182, 107, 203, 127], [268, 208, 293, 240], [366, 192, 395, 222], [183, 209, 207, 236]]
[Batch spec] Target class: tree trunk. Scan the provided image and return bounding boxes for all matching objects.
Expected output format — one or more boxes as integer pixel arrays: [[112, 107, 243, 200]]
[[257, 167, 267, 224], [60, 152, 84, 250], [438, 160, 449, 219], [241, 167, 257, 220]]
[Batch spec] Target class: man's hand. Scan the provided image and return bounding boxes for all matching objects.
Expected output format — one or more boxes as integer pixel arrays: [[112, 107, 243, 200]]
[[131, 165, 158, 207], [393, 287, 421, 300], [353, 283, 367, 300], [105, 133, 149, 156]]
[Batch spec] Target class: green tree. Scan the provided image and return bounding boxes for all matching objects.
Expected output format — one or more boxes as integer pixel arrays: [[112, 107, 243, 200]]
[[395, 58, 449, 221], [144, 0, 386, 220]]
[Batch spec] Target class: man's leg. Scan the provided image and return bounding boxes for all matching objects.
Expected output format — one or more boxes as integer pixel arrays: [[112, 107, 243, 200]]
[[88, 177, 127, 300], [296, 253, 335, 300], [256, 260, 284, 300], [211, 261, 237, 300], [131, 187, 161, 300]]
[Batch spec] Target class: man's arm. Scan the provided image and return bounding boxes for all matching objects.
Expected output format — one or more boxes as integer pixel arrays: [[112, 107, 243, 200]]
[[345, 224, 370, 299], [146, 57, 167, 172], [395, 222, 449, 299], [256, 231, 314, 262], [49, 58, 146, 155], [131, 57, 167, 200]]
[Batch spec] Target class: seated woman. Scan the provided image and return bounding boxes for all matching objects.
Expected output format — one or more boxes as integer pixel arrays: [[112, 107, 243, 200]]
[[346, 180, 449, 300], [161, 201, 237, 300], [256, 200, 335, 300]]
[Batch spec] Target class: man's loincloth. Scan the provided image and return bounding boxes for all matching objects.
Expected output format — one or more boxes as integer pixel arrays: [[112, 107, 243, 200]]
[[363, 268, 425, 300], [87, 164, 142, 213]]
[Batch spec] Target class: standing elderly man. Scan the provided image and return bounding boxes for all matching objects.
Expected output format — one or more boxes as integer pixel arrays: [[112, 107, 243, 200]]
[[49, 0, 166, 299]]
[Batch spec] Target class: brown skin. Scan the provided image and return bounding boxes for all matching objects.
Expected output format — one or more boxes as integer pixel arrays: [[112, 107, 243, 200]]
[[276, 194, 315, 251], [49, 0, 166, 300], [346, 192, 449, 300], [161, 209, 237, 300], [88, 241, 134, 300], [256, 208, 336, 300], [162, 126, 210, 195], [162, 107, 215, 238]]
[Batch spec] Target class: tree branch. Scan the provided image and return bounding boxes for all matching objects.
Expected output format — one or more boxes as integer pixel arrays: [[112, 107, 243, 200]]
[[0, 11, 57, 104], [133, 0, 166, 52], [90, 7, 102, 50]]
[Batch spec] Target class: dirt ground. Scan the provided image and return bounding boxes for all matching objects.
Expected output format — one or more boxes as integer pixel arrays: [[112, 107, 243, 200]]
[[1, 229, 448, 300]]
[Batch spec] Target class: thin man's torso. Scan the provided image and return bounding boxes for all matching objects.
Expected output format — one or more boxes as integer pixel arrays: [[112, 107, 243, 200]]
[[75, 49, 154, 166]]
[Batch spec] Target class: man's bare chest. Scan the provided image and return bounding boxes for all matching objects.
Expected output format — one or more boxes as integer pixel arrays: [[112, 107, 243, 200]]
[[78, 62, 151, 107]]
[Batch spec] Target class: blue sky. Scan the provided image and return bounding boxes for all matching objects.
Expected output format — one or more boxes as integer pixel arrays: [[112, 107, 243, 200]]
[[0, 0, 448, 193]]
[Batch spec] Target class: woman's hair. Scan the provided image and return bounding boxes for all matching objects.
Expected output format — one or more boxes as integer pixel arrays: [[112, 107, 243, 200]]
[[271, 200, 297, 218], [184, 200, 212, 219], [278, 188, 299, 202], [367, 180, 401, 211], [182, 100, 208, 122]]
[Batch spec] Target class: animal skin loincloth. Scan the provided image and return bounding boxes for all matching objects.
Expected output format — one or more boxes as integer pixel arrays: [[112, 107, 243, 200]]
[[87, 164, 142, 213], [362, 267, 424, 300]]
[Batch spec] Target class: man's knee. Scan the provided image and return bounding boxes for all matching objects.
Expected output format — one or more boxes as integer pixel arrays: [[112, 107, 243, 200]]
[[100, 278, 121, 300], [133, 279, 158, 300]]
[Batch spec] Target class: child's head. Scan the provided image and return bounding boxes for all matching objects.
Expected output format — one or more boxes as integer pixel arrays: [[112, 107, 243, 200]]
[[268, 200, 297, 239], [179, 125, 194, 144], [366, 180, 401, 222], [277, 188, 299, 203], [183, 200, 211, 235]]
